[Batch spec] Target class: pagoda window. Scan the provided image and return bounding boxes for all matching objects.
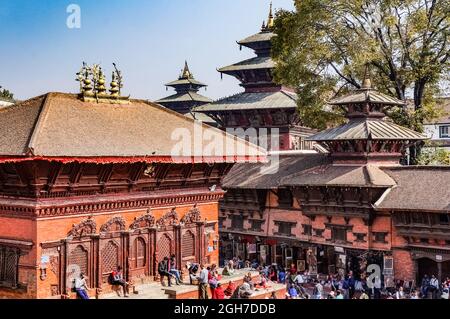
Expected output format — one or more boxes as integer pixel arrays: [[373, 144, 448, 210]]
[[439, 125, 449, 138], [275, 221, 296, 236], [133, 238, 146, 269], [250, 220, 264, 232], [0, 246, 20, 288], [331, 227, 347, 242], [373, 232, 388, 244], [411, 212, 425, 225], [438, 214, 449, 225], [302, 224, 312, 236], [277, 189, 293, 208], [231, 215, 244, 230]]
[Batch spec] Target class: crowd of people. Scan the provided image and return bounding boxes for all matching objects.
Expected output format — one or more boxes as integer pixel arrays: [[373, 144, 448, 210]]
[[70, 255, 450, 300]]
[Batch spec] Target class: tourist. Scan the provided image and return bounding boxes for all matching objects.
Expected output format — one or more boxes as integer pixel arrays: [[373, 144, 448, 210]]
[[111, 266, 129, 297], [197, 264, 209, 299], [288, 284, 299, 299], [208, 265, 220, 299], [222, 260, 235, 276], [238, 281, 253, 298], [293, 271, 305, 287], [429, 275, 439, 299], [312, 279, 323, 299], [169, 255, 181, 285], [269, 265, 278, 282], [327, 291, 335, 299], [395, 286, 405, 299], [278, 266, 286, 284], [73, 273, 90, 300], [440, 284, 449, 300], [410, 290, 421, 299], [335, 290, 344, 299], [214, 283, 225, 300], [224, 281, 236, 298], [188, 263, 199, 285], [420, 274, 430, 297], [359, 290, 369, 299], [157, 257, 172, 287]]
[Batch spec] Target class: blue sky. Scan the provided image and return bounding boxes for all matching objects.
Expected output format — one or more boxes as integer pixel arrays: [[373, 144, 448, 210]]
[[0, 0, 294, 101]]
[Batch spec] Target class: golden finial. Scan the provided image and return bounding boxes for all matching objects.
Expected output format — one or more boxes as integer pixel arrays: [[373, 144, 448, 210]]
[[112, 63, 123, 96], [267, 2, 274, 29], [362, 64, 372, 89], [109, 71, 119, 96], [181, 61, 192, 79]]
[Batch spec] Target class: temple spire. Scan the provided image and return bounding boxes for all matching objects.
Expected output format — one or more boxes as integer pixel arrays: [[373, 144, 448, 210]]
[[267, 2, 274, 29], [181, 60, 192, 79]]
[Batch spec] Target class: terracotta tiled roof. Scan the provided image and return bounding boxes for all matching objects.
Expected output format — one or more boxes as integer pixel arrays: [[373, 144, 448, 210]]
[[0, 92, 265, 162], [282, 164, 397, 188], [376, 166, 450, 212], [222, 153, 330, 189]]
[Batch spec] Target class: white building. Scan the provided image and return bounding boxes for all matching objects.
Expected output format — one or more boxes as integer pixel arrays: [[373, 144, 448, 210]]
[[423, 97, 450, 151]]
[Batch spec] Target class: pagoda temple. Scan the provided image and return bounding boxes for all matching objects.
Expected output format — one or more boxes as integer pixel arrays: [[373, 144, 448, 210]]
[[193, 3, 316, 151], [0, 64, 265, 299], [220, 77, 450, 289], [156, 61, 215, 125]]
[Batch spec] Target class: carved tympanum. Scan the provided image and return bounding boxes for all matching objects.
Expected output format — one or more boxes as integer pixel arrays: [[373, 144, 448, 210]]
[[100, 216, 126, 233], [156, 208, 179, 227], [130, 209, 156, 230], [68, 217, 96, 237], [180, 205, 202, 225]]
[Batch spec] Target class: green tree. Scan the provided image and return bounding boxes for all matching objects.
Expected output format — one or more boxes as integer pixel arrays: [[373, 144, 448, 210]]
[[272, 0, 449, 133], [0, 86, 14, 101], [416, 146, 450, 165]]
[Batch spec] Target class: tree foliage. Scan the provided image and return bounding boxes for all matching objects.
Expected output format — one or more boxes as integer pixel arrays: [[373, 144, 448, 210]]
[[416, 146, 450, 165], [0, 86, 14, 101], [272, 0, 450, 131]]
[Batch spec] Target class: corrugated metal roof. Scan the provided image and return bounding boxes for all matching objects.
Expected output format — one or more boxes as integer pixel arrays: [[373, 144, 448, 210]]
[[218, 56, 274, 73], [307, 118, 427, 141], [193, 90, 297, 112], [155, 92, 212, 104], [330, 88, 405, 106]]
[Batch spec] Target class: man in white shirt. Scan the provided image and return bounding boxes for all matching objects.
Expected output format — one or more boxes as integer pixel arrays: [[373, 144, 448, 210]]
[[197, 264, 209, 299], [294, 271, 305, 286]]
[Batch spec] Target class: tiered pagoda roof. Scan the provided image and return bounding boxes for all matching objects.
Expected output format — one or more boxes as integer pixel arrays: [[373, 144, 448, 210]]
[[156, 61, 213, 118], [193, 3, 310, 143]]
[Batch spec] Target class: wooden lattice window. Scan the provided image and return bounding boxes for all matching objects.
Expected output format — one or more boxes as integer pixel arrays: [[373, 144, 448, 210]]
[[0, 247, 19, 288], [68, 245, 88, 276], [101, 241, 119, 274], [182, 231, 195, 258], [157, 234, 172, 263], [134, 238, 146, 268]]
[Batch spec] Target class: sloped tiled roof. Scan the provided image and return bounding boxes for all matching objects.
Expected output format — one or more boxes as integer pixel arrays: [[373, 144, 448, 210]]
[[375, 166, 450, 212], [0, 92, 265, 161], [194, 90, 297, 112], [307, 118, 427, 141], [330, 87, 406, 106], [218, 56, 274, 73], [238, 31, 275, 46], [155, 92, 212, 104], [222, 153, 330, 189], [282, 164, 397, 188]]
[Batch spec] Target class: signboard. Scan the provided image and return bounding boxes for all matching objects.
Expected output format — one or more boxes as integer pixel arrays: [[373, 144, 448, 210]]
[[334, 246, 345, 253], [248, 244, 257, 254]]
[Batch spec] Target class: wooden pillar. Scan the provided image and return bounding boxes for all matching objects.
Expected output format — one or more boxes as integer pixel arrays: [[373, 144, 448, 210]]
[[437, 261, 442, 285]]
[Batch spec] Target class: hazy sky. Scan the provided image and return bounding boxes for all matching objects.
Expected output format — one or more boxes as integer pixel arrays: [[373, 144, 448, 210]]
[[0, 0, 295, 101]]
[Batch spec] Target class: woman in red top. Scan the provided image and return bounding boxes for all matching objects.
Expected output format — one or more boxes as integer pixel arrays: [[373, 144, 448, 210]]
[[224, 281, 236, 297], [214, 283, 225, 299]]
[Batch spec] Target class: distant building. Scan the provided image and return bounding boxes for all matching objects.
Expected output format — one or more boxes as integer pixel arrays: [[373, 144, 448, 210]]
[[155, 61, 216, 125], [424, 97, 450, 151], [194, 4, 316, 151]]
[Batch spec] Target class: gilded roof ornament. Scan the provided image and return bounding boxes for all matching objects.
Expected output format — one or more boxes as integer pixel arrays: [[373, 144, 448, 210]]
[[267, 2, 274, 29], [76, 62, 129, 104]]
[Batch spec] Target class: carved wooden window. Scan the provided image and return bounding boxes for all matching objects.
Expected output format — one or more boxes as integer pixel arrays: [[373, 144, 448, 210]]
[[157, 234, 172, 263], [231, 215, 244, 230], [134, 238, 146, 268], [182, 231, 195, 258], [438, 214, 449, 225], [302, 224, 312, 236], [277, 189, 293, 208], [373, 232, 388, 243], [68, 245, 88, 276], [331, 227, 347, 242], [101, 241, 119, 274], [276, 222, 295, 236], [250, 220, 264, 232], [0, 246, 19, 288]]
